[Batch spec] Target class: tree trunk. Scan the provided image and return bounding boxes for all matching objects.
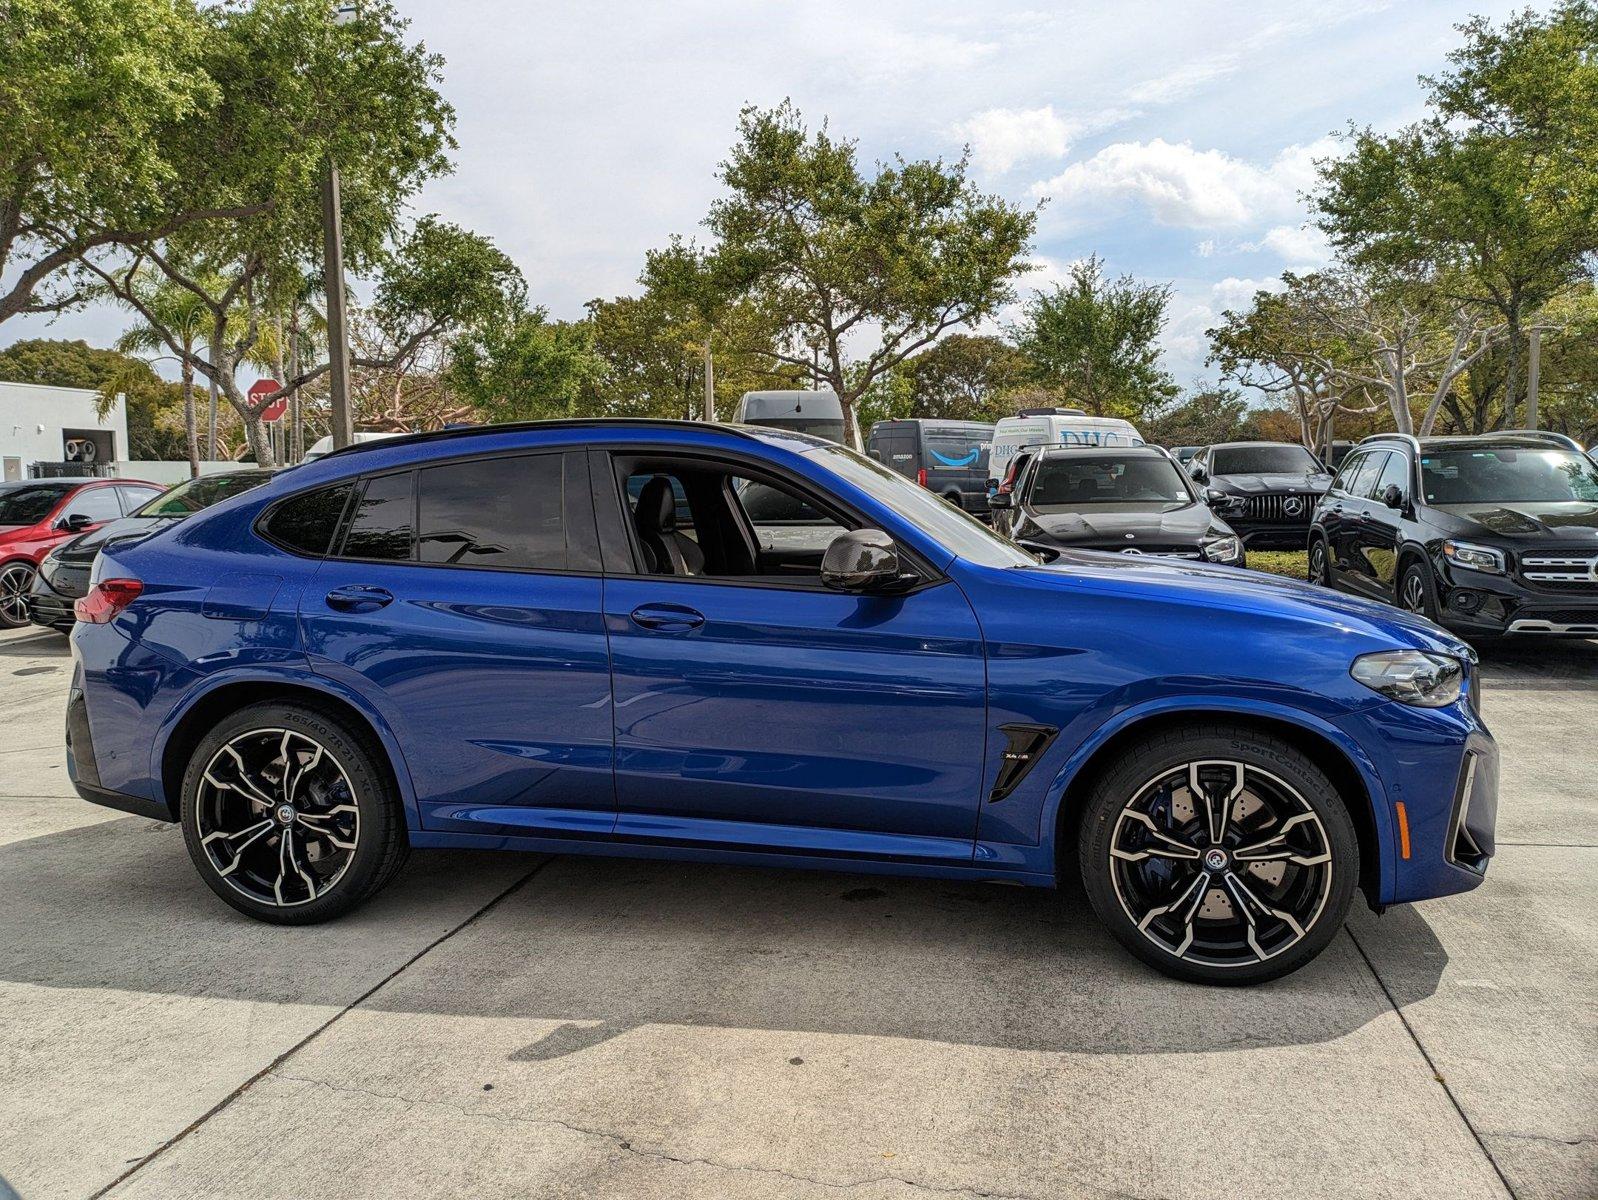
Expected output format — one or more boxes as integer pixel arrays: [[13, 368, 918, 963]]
[[242, 412, 274, 467], [1502, 314, 1522, 428], [182, 359, 199, 479]]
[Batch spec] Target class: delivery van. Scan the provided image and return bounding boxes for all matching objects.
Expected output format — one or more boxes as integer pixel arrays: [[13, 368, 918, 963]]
[[987, 409, 1144, 485]]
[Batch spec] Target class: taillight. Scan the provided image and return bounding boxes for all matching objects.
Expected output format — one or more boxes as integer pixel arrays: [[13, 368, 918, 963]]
[[917, 467, 928, 488], [75, 578, 142, 624]]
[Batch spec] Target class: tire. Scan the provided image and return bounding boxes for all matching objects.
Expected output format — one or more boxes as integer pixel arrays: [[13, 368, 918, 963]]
[[1307, 536, 1331, 587], [1398, 559, 1439, 621], [1077, 723, 1359, 986], [180, 702, 409, 924], [0, 561, 36, 629]]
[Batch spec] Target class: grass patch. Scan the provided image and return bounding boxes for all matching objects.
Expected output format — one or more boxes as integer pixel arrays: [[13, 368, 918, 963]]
[[1246, 550, 1308, 580]]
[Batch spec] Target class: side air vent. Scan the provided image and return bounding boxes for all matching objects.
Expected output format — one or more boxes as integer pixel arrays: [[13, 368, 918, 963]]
[[1447, 754, 1490, 873], [988, 723, 1060, 802]]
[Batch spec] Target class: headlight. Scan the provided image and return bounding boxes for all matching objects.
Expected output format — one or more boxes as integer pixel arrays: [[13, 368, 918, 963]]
[[1201, 535, 1242, 563], [1350, 650, 1464, 707], [1442, 540, 1505, 574]]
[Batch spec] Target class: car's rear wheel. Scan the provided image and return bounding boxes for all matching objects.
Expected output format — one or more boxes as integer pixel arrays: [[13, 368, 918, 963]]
[[1307, 536, 1330, 586], [0, 562, 36, 628], [1078, 725, 1358, 985], [180, 702, 409, 924]]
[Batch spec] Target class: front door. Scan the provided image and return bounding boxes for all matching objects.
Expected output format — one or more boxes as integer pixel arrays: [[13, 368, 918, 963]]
[[299, 451, 616, 838], [598, 452, 989, 862]]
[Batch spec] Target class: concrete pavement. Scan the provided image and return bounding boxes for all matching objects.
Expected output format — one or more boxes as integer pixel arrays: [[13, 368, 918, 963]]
[[0, 625, 1592, 1199]]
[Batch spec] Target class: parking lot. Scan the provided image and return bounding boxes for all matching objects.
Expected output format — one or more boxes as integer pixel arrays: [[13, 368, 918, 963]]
[[0, 623, 1592, 1200]]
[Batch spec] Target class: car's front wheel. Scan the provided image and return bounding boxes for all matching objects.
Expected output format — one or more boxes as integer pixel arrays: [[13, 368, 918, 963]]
[[1398, 559, 1440, 622], [180, 702, 409, 924], [1078, 724, 1358, 985], [1307, 536, 1331, 587], [0, 561, 36, 628]]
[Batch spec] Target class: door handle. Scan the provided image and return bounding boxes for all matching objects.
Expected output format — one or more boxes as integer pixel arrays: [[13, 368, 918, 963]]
[[629, 603, 705, 632], [325, 584, 394, 613]]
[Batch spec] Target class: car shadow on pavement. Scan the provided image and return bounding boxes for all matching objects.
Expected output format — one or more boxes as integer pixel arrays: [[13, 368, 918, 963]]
[[0, 816, 1447, 1059], [1471, 635, 1598, 688], [0, 631, 69, 660]]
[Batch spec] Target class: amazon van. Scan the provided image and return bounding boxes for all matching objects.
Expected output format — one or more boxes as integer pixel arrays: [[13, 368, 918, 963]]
[[867, 418, 995, 513], [988, 409, 1144, 487]]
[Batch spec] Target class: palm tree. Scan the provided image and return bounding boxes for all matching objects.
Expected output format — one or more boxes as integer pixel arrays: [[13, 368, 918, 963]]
[[112, 271, 212, 477]]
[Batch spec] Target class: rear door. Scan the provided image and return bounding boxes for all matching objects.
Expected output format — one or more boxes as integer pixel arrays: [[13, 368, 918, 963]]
[[300, 450, 616, 838], [1325, 452, 1385, 594]]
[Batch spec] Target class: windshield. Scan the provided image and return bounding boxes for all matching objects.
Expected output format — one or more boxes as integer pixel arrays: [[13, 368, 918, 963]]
[[1030, 455, 1191, 510], [0, 483, 72, 526], [1421, 448, 1598, 505], [808, 444, 1036, 567], [134, 472, 272, 517], [1212, 445, 1322, 475]]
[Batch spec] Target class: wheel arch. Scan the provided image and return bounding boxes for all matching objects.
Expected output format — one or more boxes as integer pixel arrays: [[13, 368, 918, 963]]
[[155, 674, 416, 827], [1045, 703, 1390, 908]]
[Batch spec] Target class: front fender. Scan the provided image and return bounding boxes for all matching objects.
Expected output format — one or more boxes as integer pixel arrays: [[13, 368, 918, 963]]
[[148, 664, 423, 828], [1010, 696, 1395, 902]]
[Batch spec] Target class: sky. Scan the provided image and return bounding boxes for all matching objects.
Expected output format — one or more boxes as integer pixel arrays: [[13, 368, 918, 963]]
[[5, 0, 1530, 392]]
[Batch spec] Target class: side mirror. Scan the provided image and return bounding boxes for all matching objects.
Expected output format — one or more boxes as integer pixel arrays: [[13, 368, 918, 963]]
[[1381, 484, 1405, 510], [820, 529, 904, 593], [988, 492, 1012, 510], [1203, 488, 1228, 506], [1190, 466, 1208, 483], [57, 512, 93, 532]]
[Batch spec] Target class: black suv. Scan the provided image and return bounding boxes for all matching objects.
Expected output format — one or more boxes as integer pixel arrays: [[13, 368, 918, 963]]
[[1308, 432, 1598, 637], [989, 444, 1243, 564], [1187, 441, 1333, 550]]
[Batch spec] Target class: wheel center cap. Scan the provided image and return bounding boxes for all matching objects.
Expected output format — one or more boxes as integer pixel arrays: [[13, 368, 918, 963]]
[[276, 803, 297, 825], [1203, 847, 1229, 872]]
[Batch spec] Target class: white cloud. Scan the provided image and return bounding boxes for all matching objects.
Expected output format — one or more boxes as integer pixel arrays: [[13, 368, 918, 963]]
[[1210, 275, 1286, 311], [950, 105, 1078, 174], [1241, 223, 1333, 266], [1196, 239, 1217, 258], [1032, 136, 1338, 229], [1126, 58, 1239, 104]]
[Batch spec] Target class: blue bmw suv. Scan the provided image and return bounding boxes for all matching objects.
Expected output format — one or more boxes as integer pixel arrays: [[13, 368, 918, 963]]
[[66, 420, 1497, 984]]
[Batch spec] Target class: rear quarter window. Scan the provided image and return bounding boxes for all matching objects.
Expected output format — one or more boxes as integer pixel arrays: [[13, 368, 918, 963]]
[[260, 483, 354, 556]]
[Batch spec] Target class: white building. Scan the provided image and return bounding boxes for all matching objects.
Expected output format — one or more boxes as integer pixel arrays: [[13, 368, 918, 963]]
[[0, 380, 129, 481]]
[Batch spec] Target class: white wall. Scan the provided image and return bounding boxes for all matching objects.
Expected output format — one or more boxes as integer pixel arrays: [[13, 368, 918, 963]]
[[0, 380, 129, 470], [111, 460, 252, 486]]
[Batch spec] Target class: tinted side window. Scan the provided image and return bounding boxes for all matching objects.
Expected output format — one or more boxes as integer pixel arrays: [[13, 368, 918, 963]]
[[1374, 452, 1410, 498], [419, 454, 566, 570], [113, 485, 159, 514], [340, 472, 415, 561], [263, 484, 353, 555], [64, 487, 123, 523], [1332, 453, 1371, 496]]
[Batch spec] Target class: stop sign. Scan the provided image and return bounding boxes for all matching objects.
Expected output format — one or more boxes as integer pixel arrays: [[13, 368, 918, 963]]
[[250, 379, 287, 422]]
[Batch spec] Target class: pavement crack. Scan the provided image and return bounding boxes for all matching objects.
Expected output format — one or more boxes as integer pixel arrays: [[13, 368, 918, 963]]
[[1345, 926, 1519, 1199], [1481, 1129, 1594, 1148], [85, 858, 556, 1199], [267, 1071, 1150, 1200]]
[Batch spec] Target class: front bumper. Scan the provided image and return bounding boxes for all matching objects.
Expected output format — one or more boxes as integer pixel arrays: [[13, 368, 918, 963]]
[[1431, 555, 1598, 636], [1226, 519, 1314, 550]]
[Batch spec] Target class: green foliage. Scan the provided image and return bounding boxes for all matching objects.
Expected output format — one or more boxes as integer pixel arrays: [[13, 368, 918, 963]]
[[370, 216, 525, 355], [1144, 386, 1255, 447], [1313, 2, 1598, 416], [704, 102, 1036, 439], [896, 334, 1032, 422], [1014, 256, 1178, 421], [446, 311, 604, 422], [0, 0, 216, 320], [0, 337, 186, 459]]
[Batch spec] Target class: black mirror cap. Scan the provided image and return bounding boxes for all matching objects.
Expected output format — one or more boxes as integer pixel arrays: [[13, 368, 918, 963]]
[[1382, 484, 1405, 509], [988, 492, 1013, 510], [820, 528, 903, 592], [58, 512, 92, 532]]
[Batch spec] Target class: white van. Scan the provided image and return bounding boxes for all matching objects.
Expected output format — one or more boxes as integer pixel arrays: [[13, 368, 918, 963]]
[[301, 432, 404, 462], [988, 409, 1144, 486]]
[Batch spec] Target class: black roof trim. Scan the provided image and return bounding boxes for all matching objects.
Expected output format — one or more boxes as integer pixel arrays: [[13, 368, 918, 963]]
[[315, 418, 759, 461]]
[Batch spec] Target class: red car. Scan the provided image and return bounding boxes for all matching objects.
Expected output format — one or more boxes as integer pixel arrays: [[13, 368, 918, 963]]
[[0, 478, 163, 628]]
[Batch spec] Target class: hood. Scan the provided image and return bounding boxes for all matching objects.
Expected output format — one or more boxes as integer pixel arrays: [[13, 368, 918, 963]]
[[1022, 503, 1220, 546], [1209, 471, 1332, 495], [54, 516, 173, 563], [1432, 501, 1598, 538], [1011, 550, 1467, 657]]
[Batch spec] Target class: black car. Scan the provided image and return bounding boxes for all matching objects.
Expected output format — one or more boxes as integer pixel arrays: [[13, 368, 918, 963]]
[[989, 444, 1244, 565], [1188, 441, 1333, 550], [27, 469, 275, 631], [1308, 432, 1598, 637]]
